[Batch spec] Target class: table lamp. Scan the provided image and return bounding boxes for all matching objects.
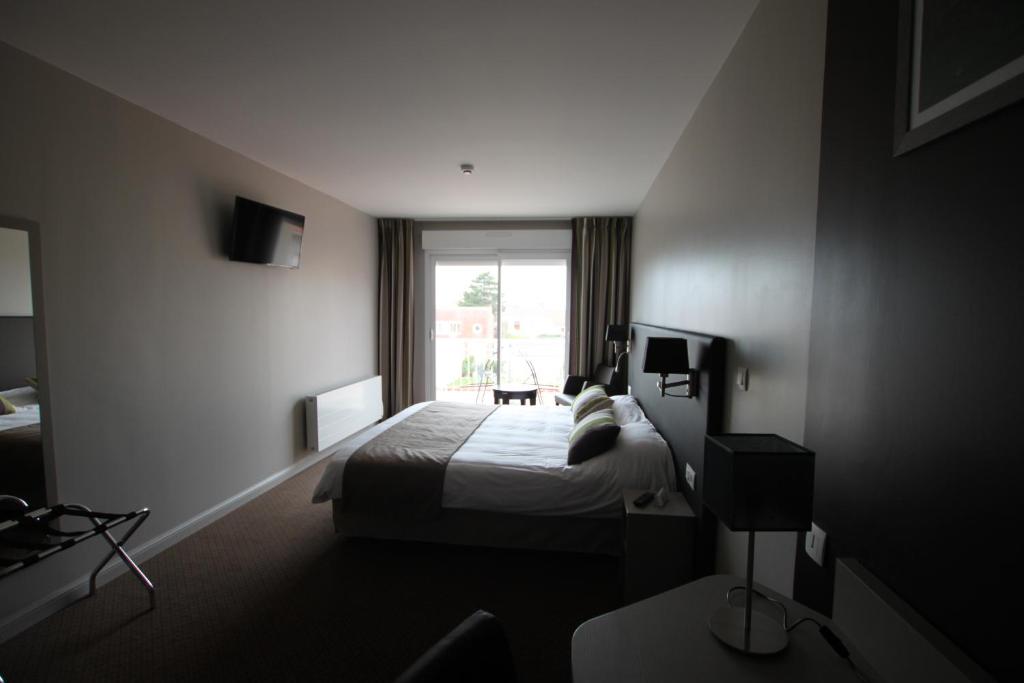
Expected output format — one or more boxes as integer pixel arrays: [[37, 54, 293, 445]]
[[703, 434, 815, 655]]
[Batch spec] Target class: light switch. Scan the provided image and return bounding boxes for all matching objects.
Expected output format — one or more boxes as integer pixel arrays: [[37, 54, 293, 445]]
[[736, 367, 749, 391], [805, 522, 826, 566]]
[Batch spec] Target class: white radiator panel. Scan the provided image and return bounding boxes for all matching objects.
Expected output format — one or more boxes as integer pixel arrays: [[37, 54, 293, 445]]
[[305, 376, 383, 452]]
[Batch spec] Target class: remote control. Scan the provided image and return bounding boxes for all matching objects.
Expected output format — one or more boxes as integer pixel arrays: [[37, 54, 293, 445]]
[[633, 491, 655, 508]]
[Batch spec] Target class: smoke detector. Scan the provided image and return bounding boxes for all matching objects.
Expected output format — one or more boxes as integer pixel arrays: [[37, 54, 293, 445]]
[[460, 163, 474, 176]]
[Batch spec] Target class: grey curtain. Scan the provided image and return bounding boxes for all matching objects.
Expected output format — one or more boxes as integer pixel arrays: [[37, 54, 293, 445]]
[[569, 216, 632, 375], [378, 218, 415, 417]]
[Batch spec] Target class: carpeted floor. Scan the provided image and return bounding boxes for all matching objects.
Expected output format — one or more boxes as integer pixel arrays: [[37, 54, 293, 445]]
[[0, 460, 622, 682]]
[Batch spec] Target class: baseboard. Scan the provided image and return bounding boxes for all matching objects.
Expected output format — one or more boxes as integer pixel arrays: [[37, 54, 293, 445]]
[[0, 450, 332, 643]]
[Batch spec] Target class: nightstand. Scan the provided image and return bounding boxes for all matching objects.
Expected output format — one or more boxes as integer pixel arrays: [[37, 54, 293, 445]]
[[622, 488, 695, 603]]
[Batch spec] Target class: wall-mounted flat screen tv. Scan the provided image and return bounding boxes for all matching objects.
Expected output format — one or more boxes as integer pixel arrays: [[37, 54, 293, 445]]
[[229, 196, 305, 269]]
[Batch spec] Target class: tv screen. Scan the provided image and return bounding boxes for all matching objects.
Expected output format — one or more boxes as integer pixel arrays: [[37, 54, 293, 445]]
[[229, 196, 305, 268]]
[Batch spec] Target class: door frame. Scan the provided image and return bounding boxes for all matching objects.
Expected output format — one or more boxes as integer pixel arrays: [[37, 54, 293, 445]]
[[0, 214, 58, 504], [425, 249, 570, 401]]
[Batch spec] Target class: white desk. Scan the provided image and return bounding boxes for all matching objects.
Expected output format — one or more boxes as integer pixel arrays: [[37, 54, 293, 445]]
[[572, 575, 879, 683]]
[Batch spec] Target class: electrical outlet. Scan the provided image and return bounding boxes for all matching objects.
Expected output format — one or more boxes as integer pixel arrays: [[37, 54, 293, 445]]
[[684, 463, 696, 490], [736, 367, 749, 391], [805, 522, 826, 566]]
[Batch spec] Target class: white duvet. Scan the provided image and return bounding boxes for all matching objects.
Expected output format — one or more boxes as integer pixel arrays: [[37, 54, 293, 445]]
[[0, 386, 40, 433], [312, 396, 677, 518]]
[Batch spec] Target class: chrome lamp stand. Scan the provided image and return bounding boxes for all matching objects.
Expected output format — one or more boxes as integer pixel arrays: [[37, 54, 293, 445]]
[[708, 530, 788, 655]]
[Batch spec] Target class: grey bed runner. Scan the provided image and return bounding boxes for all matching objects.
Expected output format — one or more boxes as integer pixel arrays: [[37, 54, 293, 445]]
[[341, 402, 498, 519]]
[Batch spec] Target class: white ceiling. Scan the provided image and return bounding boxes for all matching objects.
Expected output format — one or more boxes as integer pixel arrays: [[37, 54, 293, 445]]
[[0, 0, 757, 219]]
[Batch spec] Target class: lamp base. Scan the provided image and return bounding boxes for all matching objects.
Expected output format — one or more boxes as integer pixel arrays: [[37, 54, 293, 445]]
[[708, 606, 788, 655]]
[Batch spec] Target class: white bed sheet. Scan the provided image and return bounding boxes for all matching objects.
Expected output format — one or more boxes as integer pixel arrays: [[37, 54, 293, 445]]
[[0, 386, 40, 433], [312, 399, 677, 518]]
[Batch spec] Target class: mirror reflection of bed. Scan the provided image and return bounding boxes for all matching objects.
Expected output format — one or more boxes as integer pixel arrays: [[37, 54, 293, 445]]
[[0, 225, 46, 509]]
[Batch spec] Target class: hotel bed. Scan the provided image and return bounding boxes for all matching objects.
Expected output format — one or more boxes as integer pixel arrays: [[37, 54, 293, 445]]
[[0, 386, 46, 508], [314, 324, 726, 560], [313, 395, 676, 555]]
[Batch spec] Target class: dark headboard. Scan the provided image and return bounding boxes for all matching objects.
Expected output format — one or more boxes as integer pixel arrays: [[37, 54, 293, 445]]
[[0, 316, 36, 391], [628, 323, 726, 575]]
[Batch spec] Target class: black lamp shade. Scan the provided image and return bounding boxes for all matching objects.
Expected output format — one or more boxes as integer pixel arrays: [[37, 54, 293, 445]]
[[642, 337, 690, 374], [703, 434, 814, 532], [605, 324, 629, 343]]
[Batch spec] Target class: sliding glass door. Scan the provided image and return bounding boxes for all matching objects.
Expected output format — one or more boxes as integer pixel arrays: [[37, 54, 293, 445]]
[[432, 258, 500, 403], [429, 254, 568, 404], [497, 259, 568, 399]]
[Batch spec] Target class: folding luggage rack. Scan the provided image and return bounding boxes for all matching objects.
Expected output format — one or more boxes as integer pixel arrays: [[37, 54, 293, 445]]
[[0, 495, 155, 609]]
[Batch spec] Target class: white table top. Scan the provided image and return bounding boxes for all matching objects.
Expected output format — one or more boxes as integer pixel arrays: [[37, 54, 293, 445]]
[[572, 574, 880, 683]]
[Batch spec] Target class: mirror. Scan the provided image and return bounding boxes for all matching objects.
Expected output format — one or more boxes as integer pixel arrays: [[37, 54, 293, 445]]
[[0, 225, 48, 508]]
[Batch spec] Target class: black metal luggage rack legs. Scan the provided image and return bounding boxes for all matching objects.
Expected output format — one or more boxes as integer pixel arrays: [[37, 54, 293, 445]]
[[0, 495, 155, 609]]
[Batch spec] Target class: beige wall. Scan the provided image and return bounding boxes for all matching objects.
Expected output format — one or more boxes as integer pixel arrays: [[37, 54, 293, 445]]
[[631, 0, 827, 596], [0, 226, 33, 315], [0, 42, 376, 623]]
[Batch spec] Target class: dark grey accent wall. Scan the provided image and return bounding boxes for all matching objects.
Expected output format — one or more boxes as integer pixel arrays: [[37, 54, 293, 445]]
[[796, 2, 1024, 681], [0, 317, 35, 390]]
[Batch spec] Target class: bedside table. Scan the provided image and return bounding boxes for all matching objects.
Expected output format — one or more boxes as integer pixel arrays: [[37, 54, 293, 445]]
[[623, 488, 695, 603]]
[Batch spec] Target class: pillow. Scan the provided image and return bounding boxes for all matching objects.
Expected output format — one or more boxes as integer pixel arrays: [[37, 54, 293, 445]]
[[567, 408, 621, 465], [572, 385, 613, 422], [611, 394, 645, 424], [0, 395, 16, 416]]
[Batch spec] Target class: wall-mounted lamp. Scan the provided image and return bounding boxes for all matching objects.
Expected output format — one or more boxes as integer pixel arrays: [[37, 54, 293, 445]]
[[605, 324, 629, 361], [642, 337, 698, 398]]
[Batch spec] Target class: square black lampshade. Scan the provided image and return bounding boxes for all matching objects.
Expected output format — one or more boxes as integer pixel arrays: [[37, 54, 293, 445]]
[[605, 324, 629, 343], [703, 434, 815, 532], [642, 337, 690, 375]]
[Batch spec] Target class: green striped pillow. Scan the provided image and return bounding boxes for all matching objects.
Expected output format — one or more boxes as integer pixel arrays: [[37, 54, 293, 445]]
[[572, 384, 613, 423], [568, 408, 621, 465]]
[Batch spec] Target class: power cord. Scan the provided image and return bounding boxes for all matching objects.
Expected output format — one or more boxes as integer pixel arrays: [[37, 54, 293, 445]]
[[726, 586, 872, 682]]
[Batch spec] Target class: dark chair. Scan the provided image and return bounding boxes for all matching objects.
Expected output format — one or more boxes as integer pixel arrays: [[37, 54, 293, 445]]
[[554, 352, 628, 406], [395, 610, 516, 683]]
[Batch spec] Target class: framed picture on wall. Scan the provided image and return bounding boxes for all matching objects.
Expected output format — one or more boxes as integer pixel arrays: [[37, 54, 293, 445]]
[[893, 0, 1024, 155]]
